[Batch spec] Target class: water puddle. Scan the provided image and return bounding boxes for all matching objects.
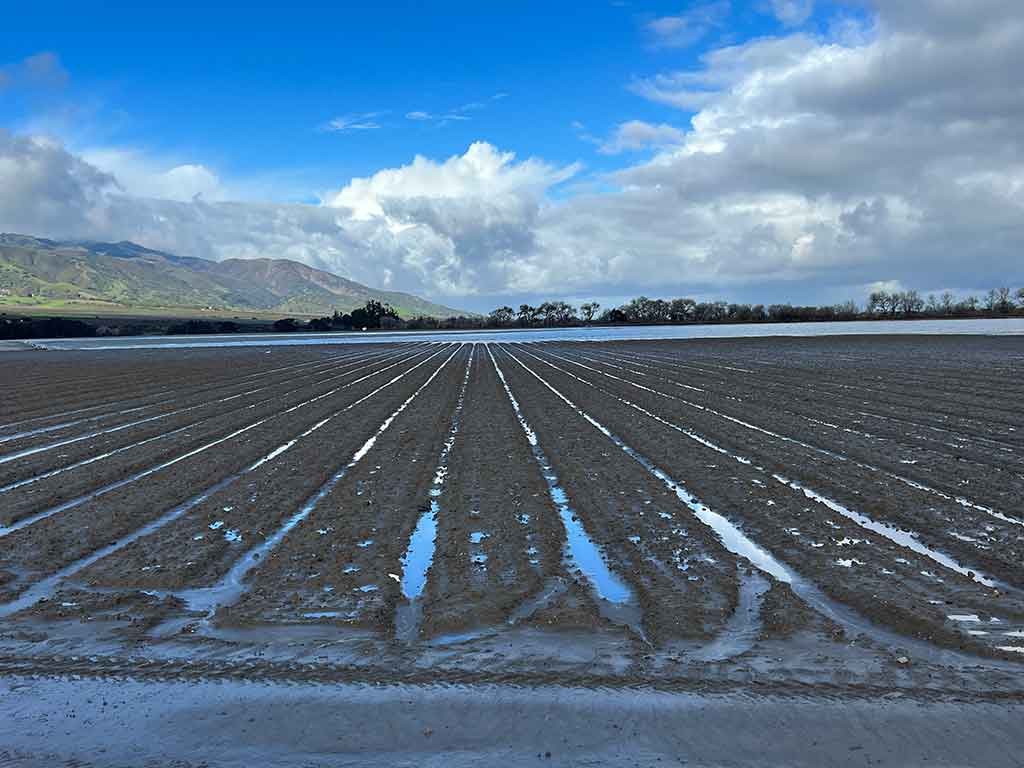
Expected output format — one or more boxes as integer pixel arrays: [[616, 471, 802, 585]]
[[394, 346, 475, 642], [488, 347, 638, 624], [689, 569, 770, 662], [399, 504, 439, 600]]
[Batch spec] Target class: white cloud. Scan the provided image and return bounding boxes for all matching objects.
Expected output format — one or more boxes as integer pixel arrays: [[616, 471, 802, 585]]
[[2, 0, 1024, 309], [598, 121, 687, 154], [767, 0, 814, 26], [323, 112, 384, 132], [644, 2, 730, 49], [81, 148, 224, 202]]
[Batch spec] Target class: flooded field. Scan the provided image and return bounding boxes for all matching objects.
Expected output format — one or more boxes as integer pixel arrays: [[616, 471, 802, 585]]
[[1, 335, 1023, 763]]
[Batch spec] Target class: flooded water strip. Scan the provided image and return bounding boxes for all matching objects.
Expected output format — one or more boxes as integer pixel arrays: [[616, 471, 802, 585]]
[[505, 346, 792, 583], [526, 346, 1014, 586], [0, 347, 456, 615], [488, 347, 635, 608], [0, 344, 420, 484], [501, 347, 992, 664], [562, 347, 1024, 528], [0, 346, 435, 536], [175, 345, 461, 616], [400, 345, 475, 601]]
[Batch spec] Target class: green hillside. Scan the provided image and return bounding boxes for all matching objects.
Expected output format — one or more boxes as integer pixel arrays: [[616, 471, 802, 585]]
[[0, 234, 467, 319]]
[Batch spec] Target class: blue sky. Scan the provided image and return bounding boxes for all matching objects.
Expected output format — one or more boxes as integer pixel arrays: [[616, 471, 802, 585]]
[[3, 1, 841, 195], [1, 0, 1021, 313]]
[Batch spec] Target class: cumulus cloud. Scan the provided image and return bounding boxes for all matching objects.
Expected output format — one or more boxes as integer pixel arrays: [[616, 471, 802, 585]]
[[81, 148, 225, 202], [1, 0, 1023, 308], [0, 132, 117, 237]]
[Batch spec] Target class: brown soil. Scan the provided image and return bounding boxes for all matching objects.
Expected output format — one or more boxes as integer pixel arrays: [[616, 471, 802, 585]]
[[1, 335, 1023, 693]]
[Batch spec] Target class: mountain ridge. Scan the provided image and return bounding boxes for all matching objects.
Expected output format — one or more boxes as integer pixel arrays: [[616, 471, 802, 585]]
[[0, 234, 467, 318]]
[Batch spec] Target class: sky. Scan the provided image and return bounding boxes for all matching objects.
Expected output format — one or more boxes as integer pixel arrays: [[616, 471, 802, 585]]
[[1, 0, 1022, 313]]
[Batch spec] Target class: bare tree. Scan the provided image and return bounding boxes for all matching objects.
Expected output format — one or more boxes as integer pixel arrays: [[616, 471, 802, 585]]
[[986, 287, 1012, 313], [940, 291, 955, 315], [580, 302, 600, 322], [898, 290, 924, 315]]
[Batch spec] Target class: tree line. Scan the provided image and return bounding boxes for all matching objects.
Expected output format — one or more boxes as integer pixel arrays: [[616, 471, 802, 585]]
[[2, 287, 1022, 340], [435, 286, 1024, 330]]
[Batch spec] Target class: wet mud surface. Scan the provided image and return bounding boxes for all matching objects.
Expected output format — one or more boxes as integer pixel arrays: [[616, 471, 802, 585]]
[[1, 336, 1023, 713]]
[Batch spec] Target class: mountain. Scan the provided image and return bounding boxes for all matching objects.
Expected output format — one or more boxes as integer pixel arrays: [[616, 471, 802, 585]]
[[0, 234, 467, 318]]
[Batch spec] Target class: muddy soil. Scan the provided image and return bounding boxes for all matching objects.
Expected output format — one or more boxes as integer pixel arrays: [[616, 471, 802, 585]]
[[0, 336, 1022, 702], [502, 345, 1024, 658]]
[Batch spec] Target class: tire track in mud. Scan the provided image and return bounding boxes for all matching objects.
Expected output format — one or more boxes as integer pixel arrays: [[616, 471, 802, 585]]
[[0, 347, 353, 437], [583, 346, 1024, 478], [0, 345, 433, 531], [75, 348, 458, 596], [0, 345, 424, 512], [0, 347, 446, 594], [495, 347, 746, 647], [597, 338, 1024, 404], [403, 348, 604, 644], [501, 346, 1024, 661], [0, 346, 459, 618]]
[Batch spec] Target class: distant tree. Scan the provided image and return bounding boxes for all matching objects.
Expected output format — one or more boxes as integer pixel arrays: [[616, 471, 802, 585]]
[[0, 317, 97, 339], [517, 304, 540, 326], [1016, 287, 1024, 308], [600, 307, 628, 323], [669, 298, 696, 322], [833, 300, 858, 320], [986, 287, 1013, 314], [940, 291, 956, 315], [538, 300, 577, 325], [307, 317, 333, 332], [898, 290, 924, 315], [488, 306, 515, 327], [580, 302, 601, 323], [273, 318, 301, 332]]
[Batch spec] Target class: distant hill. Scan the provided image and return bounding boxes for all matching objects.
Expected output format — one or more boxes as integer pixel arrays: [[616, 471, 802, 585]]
[[0, 234, 467, 318]]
